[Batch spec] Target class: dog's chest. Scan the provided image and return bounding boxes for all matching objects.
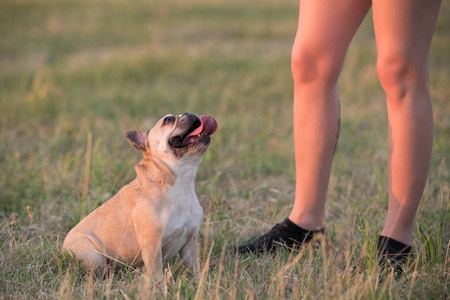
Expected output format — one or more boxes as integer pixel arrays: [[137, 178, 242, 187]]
[[161, 183, 203, 259]]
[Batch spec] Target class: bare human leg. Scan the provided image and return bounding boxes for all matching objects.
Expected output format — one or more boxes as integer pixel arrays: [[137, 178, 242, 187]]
[[289, 0, 371, 230], [237, 0, 371, 254], [373, 0, 441, 246]]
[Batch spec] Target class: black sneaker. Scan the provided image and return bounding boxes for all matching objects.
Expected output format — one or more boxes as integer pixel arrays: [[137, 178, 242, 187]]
[[236, 218, 325, 254], [377, 235, 413, 274]]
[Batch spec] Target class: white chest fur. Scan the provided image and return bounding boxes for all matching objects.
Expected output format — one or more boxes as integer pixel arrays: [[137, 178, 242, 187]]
[[161, 177, 203, 260]]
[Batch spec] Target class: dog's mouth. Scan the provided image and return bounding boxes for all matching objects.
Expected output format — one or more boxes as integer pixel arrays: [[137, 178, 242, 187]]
[[169, 114, 217, 148]]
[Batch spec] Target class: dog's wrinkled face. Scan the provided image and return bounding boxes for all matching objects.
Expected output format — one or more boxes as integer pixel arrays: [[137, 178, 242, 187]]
[[126, 113, 217, 164]]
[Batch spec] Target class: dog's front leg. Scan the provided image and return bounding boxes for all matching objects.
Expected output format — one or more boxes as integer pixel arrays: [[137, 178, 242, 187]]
[[179, 234, 200, 273], [141, 244, 163, 276], [140, 243, 166, 292], [132, 210, 166, 276]]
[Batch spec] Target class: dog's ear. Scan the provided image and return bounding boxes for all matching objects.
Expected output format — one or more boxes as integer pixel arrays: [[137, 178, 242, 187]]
[[126, 130, 147, 150]]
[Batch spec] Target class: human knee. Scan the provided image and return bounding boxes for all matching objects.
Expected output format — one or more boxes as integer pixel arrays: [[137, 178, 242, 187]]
[[377, 52, 428, 102], [291, 45, 342, 86]]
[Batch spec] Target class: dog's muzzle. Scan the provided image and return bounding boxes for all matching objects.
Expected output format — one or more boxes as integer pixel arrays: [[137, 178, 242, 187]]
[[169, 114, 217, 149]]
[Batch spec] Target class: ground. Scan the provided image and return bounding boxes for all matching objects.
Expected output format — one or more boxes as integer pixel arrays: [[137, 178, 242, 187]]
[[0, 0, 449, 298]]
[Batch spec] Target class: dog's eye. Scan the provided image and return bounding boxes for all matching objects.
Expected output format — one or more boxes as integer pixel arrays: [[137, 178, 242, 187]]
[[163, 116, 175, 125]]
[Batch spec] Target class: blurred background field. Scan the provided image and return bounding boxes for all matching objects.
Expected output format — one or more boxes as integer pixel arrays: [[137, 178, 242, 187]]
[[0, 0, 449, 298]]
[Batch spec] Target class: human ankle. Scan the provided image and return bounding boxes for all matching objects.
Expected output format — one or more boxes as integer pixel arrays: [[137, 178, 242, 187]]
[[288, 214, 324, 231], [380, 228, 413, 246]]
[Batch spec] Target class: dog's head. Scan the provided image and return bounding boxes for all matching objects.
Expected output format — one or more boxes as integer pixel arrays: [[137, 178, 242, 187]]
[[126, 113, 217, 166]]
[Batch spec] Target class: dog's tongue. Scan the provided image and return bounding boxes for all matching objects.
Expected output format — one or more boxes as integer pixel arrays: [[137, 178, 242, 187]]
[[184, 114, 217, 142]]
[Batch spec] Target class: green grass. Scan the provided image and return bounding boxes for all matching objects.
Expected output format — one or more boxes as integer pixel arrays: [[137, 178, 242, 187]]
[[1, 0, 449, 298]]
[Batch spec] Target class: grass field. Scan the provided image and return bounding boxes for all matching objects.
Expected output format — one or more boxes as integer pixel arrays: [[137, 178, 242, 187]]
[[1, 0, 449, 298]]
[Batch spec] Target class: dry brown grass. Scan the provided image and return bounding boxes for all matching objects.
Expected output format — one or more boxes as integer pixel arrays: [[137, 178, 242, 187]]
[[1, 0, 449, 298]]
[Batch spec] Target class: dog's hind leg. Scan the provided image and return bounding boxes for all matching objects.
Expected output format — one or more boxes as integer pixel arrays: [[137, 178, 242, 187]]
[[64, 236, 108, 273]]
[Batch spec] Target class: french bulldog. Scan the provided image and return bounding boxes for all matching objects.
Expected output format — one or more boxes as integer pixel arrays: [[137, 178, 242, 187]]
[[63, 113, 217, 275]]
